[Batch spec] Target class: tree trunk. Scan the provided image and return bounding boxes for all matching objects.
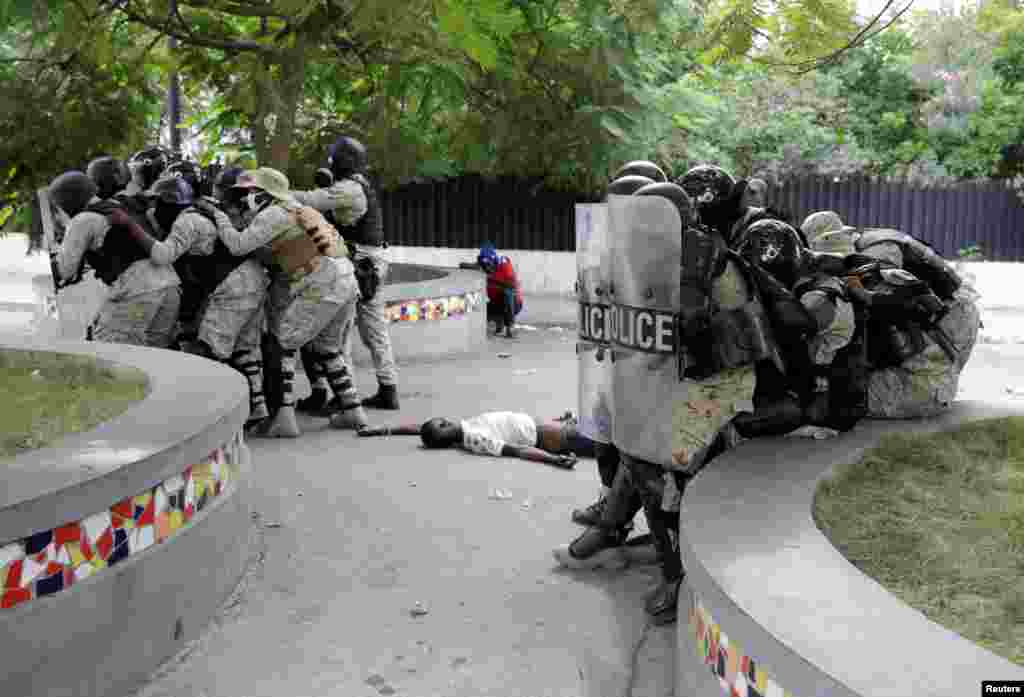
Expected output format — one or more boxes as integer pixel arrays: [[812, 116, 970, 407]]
[[267, 34, 310, 171]]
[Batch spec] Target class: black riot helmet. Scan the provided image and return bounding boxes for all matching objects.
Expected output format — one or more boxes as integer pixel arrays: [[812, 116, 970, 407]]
[[214, 166, 245, 203], [314, 168, 334, 189], [151, 176, 195, 206], [633, 182, 697, 227], [605, 175, 655, 198], [86, 156, 129, 199], [49, 171, 98, 218], [327, 136, 368, 179], [164, 160, 203, 194], [613, 160, 667, 183], [128, 146, 170, 190], [738, 218, 804, 288], [677, 165, 736, 211]]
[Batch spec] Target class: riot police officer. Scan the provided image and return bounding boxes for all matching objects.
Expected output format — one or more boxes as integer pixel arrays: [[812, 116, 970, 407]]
[[206, 167, 367, 437], [86, 156, 130, 200], [48, 170, 180, 347], [292, 136, 401, 412], [124, 146, 171, 196]]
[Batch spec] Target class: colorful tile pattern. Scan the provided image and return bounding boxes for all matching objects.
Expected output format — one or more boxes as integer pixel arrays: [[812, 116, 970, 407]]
[[384, 291, 485, 324], [0, 433, 243, 611], [690, 596, 798, 697]]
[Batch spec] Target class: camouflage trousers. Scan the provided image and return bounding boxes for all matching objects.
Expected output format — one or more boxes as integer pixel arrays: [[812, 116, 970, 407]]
[[267, 258, 361, 410], [91, 286, 181, 349], [867, 289, 981, 419], [197, 260, 270, 422], [349, 244, 398, 386]]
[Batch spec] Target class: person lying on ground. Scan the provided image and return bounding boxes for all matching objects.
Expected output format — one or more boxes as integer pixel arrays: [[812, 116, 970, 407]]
[[357, 411, 594, 468]]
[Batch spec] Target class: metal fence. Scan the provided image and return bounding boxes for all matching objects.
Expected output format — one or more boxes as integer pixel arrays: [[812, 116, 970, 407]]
[[768, 176, 1024, 261], [381, 174, 1024, 260]]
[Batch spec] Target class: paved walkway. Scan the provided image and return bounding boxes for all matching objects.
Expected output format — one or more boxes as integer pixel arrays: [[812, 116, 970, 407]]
[[134, 328, 676, 697]]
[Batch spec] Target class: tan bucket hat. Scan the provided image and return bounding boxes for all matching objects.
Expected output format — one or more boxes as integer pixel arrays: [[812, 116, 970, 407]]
[[233, 167, 295, 203]]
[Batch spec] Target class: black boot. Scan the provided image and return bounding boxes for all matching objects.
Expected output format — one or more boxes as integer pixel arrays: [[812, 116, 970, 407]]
[[362, 383, 399, 410], [643, 509, 684, 625], [297, 387, 329, 413]]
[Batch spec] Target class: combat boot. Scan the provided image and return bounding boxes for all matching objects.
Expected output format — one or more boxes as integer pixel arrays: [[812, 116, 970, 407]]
[[362, 383, 400, 410], [552, 526, 629, 570], [644, 577, 683, 625], [259, 405, 300, 438], [329, 403, 369, 430], [297, 387, 329, 413]]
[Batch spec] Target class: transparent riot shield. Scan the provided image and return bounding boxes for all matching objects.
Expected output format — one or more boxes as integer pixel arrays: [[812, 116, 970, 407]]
[[576, 203, 613, 443], [608, 195, 683, 466]]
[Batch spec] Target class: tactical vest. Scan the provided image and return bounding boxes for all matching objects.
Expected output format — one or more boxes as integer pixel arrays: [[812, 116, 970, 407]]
[[173, 208, 248, 322], [331, 174, 383, 246], [846, 262, 954, 369], [82, 201, 153, 286], [678, 225, 775, 379], [855, 229, 961, 299]]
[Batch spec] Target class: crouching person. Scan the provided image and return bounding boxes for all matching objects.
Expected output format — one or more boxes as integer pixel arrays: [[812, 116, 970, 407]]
[[556, 184, 773, 626], [205, 167, 368, 437], [119, 176, 271, 431]]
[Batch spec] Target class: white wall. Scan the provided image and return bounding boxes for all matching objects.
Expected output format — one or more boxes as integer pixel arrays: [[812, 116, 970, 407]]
[[388, 246, 576, 297]]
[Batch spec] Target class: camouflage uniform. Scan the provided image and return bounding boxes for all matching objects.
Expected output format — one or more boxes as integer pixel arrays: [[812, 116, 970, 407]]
[[147, 209, 270, 422], [665, 258, 758, 508], [210, 200, 364, 433], [858, 241, 981, 418], [55, 199, 180, 347], [293, 179, 399, 389]]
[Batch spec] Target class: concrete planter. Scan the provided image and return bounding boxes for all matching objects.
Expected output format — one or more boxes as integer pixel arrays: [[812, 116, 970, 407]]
[[0, 338, 253, 697], [676, 402, 1024, 697]]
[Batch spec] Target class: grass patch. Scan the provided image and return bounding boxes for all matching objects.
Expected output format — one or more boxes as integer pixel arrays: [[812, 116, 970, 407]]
[[814, 417, 1024, 667], [0, 350, 148, 460]]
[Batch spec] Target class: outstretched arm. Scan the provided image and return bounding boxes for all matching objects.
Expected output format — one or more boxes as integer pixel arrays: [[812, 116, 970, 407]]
[[358, 423, 423, 437], [501, 444, 576, 470]]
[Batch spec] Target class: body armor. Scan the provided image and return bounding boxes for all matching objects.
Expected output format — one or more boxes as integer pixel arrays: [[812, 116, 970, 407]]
[[82, 201, 152, 286], [575, 202, 614, 444], [332, 174, 383, 247], [606, 195, 773, 465], [856, 229, 961, 299]]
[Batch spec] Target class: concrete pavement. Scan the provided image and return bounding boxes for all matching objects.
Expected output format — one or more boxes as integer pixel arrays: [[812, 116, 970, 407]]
[[134, 328, 676, 697]]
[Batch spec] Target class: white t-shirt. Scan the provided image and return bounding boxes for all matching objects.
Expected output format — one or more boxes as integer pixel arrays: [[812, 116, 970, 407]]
[[460, 412, 538, 456]]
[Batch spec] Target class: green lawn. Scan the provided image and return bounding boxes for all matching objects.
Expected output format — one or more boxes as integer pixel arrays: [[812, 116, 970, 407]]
[[1, 351, 147, 460], [814, 417, 1024, 667]]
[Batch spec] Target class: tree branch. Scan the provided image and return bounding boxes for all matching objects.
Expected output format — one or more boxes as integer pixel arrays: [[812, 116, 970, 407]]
[[113, 0, 276, 53]]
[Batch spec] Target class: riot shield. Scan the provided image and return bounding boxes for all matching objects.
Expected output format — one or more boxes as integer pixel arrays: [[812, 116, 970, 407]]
[[36, 188, 63, 293], [576, 203, 613, 443], [608, 194, 683, 466]]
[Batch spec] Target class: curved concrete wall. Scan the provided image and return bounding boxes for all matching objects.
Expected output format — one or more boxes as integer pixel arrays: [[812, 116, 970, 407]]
[[0, 337, 252, 697], [676, 401, 1024, 697], [32, 262, 487, 367], [321, 262, 488, 367]]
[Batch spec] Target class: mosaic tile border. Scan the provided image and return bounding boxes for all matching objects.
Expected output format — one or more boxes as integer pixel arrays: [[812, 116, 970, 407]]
[[384, 290, 486, 323], [0, 432, 244, 611], [690, 596, 799, 697]]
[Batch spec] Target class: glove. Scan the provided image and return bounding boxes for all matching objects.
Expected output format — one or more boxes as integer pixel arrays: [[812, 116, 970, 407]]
[[106, 208, 133, 228]]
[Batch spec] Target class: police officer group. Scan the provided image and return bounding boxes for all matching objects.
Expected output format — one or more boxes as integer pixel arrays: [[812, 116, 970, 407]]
[[558, 161, 981, 626], [46, 137, 402, 439]]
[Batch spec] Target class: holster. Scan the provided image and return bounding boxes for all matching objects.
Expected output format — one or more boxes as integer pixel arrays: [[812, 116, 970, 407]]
[[348, 242, 381, 301]]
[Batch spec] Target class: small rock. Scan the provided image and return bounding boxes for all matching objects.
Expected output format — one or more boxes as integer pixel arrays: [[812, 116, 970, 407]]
[[30, 369, 42, 379], [521, 499, 532, 509], [497, 352, 512, 359], [264, 522, 282, 529], [451, 656, 469, 668], [251, 512, 261, 520], [297, 492, 303, 497], [489, 489, 512, 500], [410, 602, 429, 617], [409, 481, 417, 487]]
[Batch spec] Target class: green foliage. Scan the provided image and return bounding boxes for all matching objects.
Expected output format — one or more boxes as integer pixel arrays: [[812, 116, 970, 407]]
[[956, 244, 985, 261]]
